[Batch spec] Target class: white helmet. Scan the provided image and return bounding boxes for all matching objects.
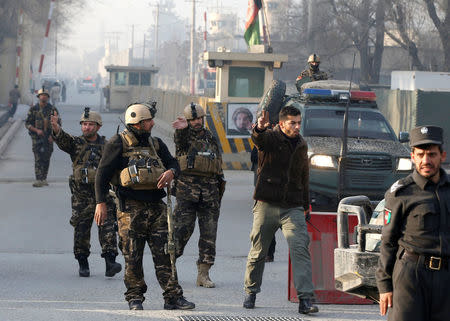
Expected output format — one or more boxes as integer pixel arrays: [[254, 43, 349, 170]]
[[125, 103, 153, 125]]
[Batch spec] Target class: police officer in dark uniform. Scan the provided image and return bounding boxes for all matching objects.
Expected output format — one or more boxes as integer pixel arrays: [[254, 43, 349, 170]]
[[376, 125, 450, 321]]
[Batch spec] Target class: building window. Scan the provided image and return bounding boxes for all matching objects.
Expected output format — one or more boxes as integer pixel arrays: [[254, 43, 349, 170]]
[[228, 67, 264, 97], [129, 72, 140, 85], [141, 72, 151, 86], [114, 72, 127, 86]]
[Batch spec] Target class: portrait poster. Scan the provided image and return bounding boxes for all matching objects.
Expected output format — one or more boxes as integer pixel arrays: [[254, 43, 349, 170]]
[[226, 103, 258, 138]]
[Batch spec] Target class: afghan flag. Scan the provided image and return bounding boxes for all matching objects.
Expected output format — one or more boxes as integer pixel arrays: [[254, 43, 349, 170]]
[[244, 0, 262, 46]]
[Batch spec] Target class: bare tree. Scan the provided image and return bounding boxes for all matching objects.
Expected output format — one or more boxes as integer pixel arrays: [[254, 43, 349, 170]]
[[0, 0, 87, 54], [385, 0, 427, 70], [328, 0, 386, 83], [423, 0, 450, 71]]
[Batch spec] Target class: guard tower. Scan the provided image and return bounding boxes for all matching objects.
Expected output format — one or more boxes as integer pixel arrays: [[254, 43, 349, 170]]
[[200, 47, 288, 169], [104, 65, 159, 110], [204, 47, 288, 103]]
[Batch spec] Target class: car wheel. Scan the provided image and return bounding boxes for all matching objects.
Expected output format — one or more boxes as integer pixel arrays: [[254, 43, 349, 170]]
[[257, 80, 286, 125]]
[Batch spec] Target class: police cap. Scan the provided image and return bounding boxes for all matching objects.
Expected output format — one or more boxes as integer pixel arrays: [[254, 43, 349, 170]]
[[409, 125, 443, 147]]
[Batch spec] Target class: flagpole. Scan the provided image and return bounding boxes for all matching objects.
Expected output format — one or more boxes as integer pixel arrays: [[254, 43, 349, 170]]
[[261, 0, 272, 49]]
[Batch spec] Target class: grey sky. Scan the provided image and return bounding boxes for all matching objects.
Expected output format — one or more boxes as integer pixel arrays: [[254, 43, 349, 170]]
[[65, 0, 246, 50]]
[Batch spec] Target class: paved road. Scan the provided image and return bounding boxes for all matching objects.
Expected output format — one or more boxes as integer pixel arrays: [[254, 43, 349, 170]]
[[0, 96, 384, 320]]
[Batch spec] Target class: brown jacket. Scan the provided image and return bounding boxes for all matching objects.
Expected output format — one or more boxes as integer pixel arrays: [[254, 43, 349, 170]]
[[252, 125, 309, 209]]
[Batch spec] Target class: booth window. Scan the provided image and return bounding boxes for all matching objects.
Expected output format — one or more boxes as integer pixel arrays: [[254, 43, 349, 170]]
[[115, 72, 127, 86], [129, 72, 140, 85], [141, 72, 151, 86], [228, 67, 264, 97]]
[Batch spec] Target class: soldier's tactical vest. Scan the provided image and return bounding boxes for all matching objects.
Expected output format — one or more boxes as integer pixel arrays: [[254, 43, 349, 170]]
[[72, 137, 105, 184], [119, 129, 165, 190], [32, 104, 56, 133], [177, 130, 221, 177]]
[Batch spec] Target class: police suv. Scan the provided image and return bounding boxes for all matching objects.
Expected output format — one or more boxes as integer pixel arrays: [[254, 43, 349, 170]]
[[270, 80, 413, 211]]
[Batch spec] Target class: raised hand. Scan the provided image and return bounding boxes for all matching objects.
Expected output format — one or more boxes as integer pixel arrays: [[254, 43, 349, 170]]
[[50, 114, 60, 134], [172, 117, 188, 129], [257, 111, 270, 130]]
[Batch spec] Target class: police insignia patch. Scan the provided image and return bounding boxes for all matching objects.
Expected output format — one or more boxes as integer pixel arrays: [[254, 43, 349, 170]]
[[390, 180, 402, 193], [384, 209, 392, 225]]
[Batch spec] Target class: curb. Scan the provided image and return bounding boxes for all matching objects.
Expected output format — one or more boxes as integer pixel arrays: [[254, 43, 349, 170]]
[[0, 119, 23, 157]]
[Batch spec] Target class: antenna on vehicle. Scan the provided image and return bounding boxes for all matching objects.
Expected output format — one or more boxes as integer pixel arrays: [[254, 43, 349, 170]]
[[337, 52, 356, 202]]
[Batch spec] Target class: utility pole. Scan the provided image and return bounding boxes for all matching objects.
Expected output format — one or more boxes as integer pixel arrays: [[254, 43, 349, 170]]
[[55, 10, 57, 76], [142, 33, 146, 66], [154, 3, 159, 66], [131, 24, 134, 58], [148, 2, 160, 66], [190, 0, 196, 95]]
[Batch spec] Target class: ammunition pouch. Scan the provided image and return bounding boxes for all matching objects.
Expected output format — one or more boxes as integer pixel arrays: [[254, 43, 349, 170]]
[[178, 153, 221, 176], [35, 119, 44, 130], [119, 131, 165, 190], [73, 166, 97, 184], [119, 161, 165, 190]]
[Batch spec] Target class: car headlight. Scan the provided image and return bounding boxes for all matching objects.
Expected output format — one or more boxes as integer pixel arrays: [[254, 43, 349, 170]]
[[310, 155, 337, 168], [397, 157, 412, 171]]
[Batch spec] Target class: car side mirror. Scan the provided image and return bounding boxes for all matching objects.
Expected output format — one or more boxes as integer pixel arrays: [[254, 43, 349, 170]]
[[399, 131, 409, 143]]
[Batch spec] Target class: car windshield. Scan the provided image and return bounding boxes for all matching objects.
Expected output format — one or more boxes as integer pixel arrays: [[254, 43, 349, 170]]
[[303, 109, 397, 140]]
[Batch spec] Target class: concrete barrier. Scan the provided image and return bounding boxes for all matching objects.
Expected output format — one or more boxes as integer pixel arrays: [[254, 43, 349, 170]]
[[0, 119, 23, 157]]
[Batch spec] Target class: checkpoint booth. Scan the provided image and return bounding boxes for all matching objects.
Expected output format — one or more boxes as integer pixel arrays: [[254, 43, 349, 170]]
[[202, 47, 288, 170], [105, 65, 159, 111]]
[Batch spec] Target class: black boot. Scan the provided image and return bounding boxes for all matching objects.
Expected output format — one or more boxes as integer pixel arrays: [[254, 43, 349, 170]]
[[243, 293, 256, 309], [298, 298, 319, 314], [104, 253, 122, 277], [164, 296, 195, 310], [77, 256, 90, 277], [128, 299, 143, 310]]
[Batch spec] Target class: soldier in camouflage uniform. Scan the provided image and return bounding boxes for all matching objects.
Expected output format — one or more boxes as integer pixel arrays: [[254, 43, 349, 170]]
[[94, 102, 195, 311], [295, 53, 328, 91], [25, 88, 59, 187], [172, 103, 224, 288], [50, 108, 121, 278]]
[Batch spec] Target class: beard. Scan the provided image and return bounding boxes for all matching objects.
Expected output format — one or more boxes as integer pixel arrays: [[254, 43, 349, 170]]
[[83, 131, 96, 138]]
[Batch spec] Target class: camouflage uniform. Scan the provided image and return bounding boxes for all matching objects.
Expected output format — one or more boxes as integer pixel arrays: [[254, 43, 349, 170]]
[[173, 126, 222, 265], [117, 199, 182, 302], [296, 68, 328, 82], [95, 128, 184, 304], [25, 103, 59, 181], [54, 129, 118, 259]]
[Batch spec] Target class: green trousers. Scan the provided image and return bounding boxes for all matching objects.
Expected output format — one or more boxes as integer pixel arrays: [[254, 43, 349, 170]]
[[244, 201, 315, 298]]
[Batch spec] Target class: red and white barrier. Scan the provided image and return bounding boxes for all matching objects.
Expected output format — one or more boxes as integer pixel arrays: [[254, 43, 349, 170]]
[[37, 0, 56, 90]]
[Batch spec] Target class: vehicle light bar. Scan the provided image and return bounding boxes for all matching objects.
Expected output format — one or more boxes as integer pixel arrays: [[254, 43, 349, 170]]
[[350, 90, 376, 101], [303, 87, 377, 102], [303, 88, 332, 96]]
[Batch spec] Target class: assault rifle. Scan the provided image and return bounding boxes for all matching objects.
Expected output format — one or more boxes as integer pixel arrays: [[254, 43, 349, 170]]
[[165, 182, 177, 281]]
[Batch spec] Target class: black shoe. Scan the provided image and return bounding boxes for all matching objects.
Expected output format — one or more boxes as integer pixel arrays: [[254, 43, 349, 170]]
[[163, 296, 195, 310], [243, 293, 256, 309], [298, 298, 319, 314], [77, 257, 90, 277], [128, 299, 143, 310], [104, 253, 122, 277]]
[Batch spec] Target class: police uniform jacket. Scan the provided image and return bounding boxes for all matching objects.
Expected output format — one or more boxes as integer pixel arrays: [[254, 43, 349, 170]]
[[95, 129, 179, 204], [252, 125, 309, 209], [376, 168, 450, 293]]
